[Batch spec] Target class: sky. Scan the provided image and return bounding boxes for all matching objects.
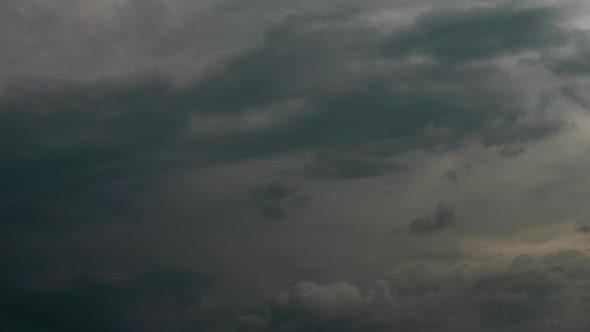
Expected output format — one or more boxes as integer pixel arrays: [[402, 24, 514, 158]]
[[3, 0, 590, 331]]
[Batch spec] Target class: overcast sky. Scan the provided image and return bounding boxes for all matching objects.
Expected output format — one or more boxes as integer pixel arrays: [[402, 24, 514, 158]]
[[3, 0, 590, 331]]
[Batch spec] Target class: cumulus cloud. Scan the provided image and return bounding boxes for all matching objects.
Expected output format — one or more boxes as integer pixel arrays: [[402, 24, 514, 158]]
[[271, 281, 364, 321], [245, 250, 590, 332]]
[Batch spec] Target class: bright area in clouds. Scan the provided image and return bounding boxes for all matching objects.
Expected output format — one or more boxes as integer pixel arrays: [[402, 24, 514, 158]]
[[4, 0, 590, 331]]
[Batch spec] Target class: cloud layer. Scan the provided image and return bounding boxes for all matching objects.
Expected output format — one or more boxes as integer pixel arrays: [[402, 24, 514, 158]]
[[3, 1, 590, 331]]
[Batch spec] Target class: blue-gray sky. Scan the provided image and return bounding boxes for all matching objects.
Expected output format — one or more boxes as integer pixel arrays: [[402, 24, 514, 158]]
[[3, 1, 590, 331]]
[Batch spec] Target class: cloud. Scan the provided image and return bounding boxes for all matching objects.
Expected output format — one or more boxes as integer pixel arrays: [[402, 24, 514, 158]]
[[497, 145, 527, 158], [443, 163, 474, 182], [473, 270, 564, 327], [544, 30, 590, 77], [237, 314, 267, 332], [0, 266, 210, 332], [0, 1, 576, 231], [408, 203, 457, 234], [3, 1, 590, 332], [271, 281, 364, 321], [382, 4, 570, 62], [183, 4, 570, 159], [548, 51, 590, 76], [244, 250, 590, 332], [254, 180, 308, 219], [266, 281, 365, 332], [575, 218, 590, 233], [304, 153, 406, 179], [366, 280, 393, 303]]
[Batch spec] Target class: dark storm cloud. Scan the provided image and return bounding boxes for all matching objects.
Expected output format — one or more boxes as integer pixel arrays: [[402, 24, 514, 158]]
[[549, 52, 590, 76], [544, 31, 590, 77], [0, 79, 192, 228], [0, 266, 210, 332], [0, 3, 573, 229], [557, 84, 590, 110], [382, 4, 570, 62], [408, 203, 456, 234], [2, 2, 590, 332]]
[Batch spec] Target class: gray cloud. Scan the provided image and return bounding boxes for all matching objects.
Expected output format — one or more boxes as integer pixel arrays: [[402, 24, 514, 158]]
[[270, 281, 364, 323], [304, 153, 406, 179], [497, 145, 527, 158], [443, 163, 474, 182], [549, 52, 590, 76], [575, 218, 590, 233], [237, 315, 267, 332], [244, 250, 590, 332], [473, 270, 564, 327], [254, 180, 306, 219], [408, 203, 457, 234], [0, 266, 211, 332], [0, 3, 573, 229], [382, 4, 570, 62], [2, 1, 590, 331], [544, 31, 590, 77]]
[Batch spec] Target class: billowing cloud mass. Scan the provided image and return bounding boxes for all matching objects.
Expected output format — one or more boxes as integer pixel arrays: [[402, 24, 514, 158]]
[[243, 250, 590, 332], [3, 0, 590, 331]]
